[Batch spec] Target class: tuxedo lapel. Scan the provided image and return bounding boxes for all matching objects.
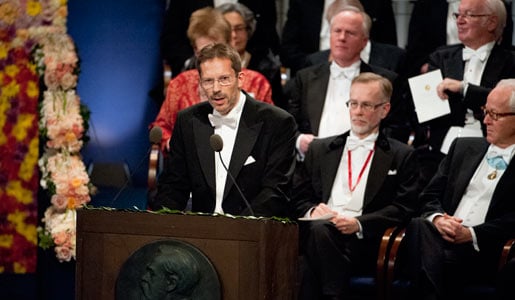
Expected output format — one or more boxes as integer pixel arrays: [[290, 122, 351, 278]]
[[449, 143, 486, 212], [224, 98, 262, 199], [481, 46, 508, 87], [320, 139, 345, 202], [446, 48, 465, 80], [306, 64, 330, 135], [488, 150, 515, 214], [193, 111, 216, 195], [364, 144, 393, 206]]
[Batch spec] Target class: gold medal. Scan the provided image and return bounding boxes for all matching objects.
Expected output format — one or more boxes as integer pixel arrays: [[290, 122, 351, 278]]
[[487, 170, 497, 180]]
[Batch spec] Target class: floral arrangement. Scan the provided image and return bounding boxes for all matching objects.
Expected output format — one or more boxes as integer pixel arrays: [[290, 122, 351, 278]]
[[0, 0, 91, 265], [34, 21, 92, 263]]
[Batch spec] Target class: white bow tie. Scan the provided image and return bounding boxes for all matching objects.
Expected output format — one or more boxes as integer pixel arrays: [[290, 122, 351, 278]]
[[208, 113, 237, 129], [330, 63, 358, 79], [487, 146, 513, 165], [346, 136, 375, 151], [462, 47, 488, 62]]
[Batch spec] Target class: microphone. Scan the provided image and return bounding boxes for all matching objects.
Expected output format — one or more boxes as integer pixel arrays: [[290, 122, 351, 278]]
[[209, 134, 224, 152], [149, 126, 163, 145], [209, 134, 255, 216], [109, 127, 162, 208]]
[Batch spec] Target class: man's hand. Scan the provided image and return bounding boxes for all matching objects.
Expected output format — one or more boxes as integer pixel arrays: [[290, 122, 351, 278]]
[[332, 215, 360, 235], [433, 213, 467, 243], [311, 203, 337, 219], [299, 134, 315, 155], [436, 78, 463, 99]]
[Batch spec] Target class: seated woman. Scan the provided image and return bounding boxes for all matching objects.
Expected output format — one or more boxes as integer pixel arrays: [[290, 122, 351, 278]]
[[216, 3, 285, 108], [151, 7, 273, 151]]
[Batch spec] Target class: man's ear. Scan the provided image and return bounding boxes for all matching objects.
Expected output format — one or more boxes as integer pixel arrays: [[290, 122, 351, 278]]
[[487, 15, 498, 33], [380, 102, 391, 119], [166, 274, 179, 293]]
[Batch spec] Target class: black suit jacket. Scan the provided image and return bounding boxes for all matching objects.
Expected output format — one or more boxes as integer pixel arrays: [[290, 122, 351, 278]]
[[160, 0, 279, 75], [280, 0, 397, 75], [425, 44, 515, 151], [292, 132, 420, 237], [304, 42, 406, 74], [288, 61, 397, 136], [152, 94, 297, 217], [419, 137, 515, 253], [404, 0, 513, 77]]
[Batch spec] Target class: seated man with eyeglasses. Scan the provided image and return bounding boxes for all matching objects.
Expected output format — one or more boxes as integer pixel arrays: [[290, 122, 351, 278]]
[[414, 0, 515, 184], [150, 43, 297, 218], [292, 72, 420, 299], [287, 6, 397, 161], [402, 78, 515, 299]]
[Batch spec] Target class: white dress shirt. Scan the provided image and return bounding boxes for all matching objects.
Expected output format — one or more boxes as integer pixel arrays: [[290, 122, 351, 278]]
[[327, 132, 378, 217], [212, 92, 246, 214], [318, 60, 360, 138]]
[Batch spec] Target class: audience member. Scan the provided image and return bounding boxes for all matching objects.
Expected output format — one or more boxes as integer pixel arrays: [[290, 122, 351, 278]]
[[280, 0, 398, 76], [303, 0, 406, 75], [215, 3, 285, 108], [292, 73, 420, 299], [150, 7, 273, 151], [287, 6, 397, 158], [403, 79, 515, 299], [160, 0, 279, 77], [404, 0, 513, 78], [416, 0, 515, 182], [150, 43, 297, 217]]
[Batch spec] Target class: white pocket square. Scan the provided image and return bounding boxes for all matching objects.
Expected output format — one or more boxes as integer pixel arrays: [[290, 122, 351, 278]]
[[387, 169, 397, 175], [244, 156, 256, 166]]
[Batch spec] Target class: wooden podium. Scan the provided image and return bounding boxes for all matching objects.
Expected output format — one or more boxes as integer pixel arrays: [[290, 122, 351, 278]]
[[75, 209, 298, 300]]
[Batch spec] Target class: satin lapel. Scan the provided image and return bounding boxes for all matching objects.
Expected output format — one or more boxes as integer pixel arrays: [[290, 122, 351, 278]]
[[223, 100, 262, 199], [481, 46, 507, 87], [320, 144, 345, 202], [360, 60, 373, 73], [306, 64, 330, 135], [489, 155, 515, 211], [363, 144, 392, 206], [450, 143, 486, 211], [193, 116, 216, 194], [446, 48, 465, 80]]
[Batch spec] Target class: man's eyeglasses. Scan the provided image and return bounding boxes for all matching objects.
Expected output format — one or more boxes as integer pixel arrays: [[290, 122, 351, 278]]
[[481, 106, 515, 121], [200, 75, 235, 89], [452, 12, 491, 21], [346, 100, 387, 112]]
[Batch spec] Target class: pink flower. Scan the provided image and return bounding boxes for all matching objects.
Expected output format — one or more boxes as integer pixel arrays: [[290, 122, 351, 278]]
[[55, 245, 73, 262]]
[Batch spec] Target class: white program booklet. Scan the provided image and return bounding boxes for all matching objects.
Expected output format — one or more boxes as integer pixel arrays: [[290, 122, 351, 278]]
[[408, 69, 451, 123]]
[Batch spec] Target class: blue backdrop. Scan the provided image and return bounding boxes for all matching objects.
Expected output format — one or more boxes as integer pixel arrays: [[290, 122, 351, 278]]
[[67, 0, 165, 190]]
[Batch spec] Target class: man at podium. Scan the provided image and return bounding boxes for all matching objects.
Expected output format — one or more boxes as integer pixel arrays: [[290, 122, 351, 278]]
[[149, 43, 297, 217]]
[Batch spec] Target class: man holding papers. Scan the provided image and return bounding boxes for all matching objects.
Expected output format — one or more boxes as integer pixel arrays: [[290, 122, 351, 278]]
[[292, 73, 420, 299], [414, 0, 515, 181]]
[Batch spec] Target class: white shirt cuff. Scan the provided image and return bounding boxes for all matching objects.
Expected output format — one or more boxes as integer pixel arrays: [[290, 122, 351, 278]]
[[469, 227, 480, 252], [355, 220, 364, 239], [295, 134, 306, 161]]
